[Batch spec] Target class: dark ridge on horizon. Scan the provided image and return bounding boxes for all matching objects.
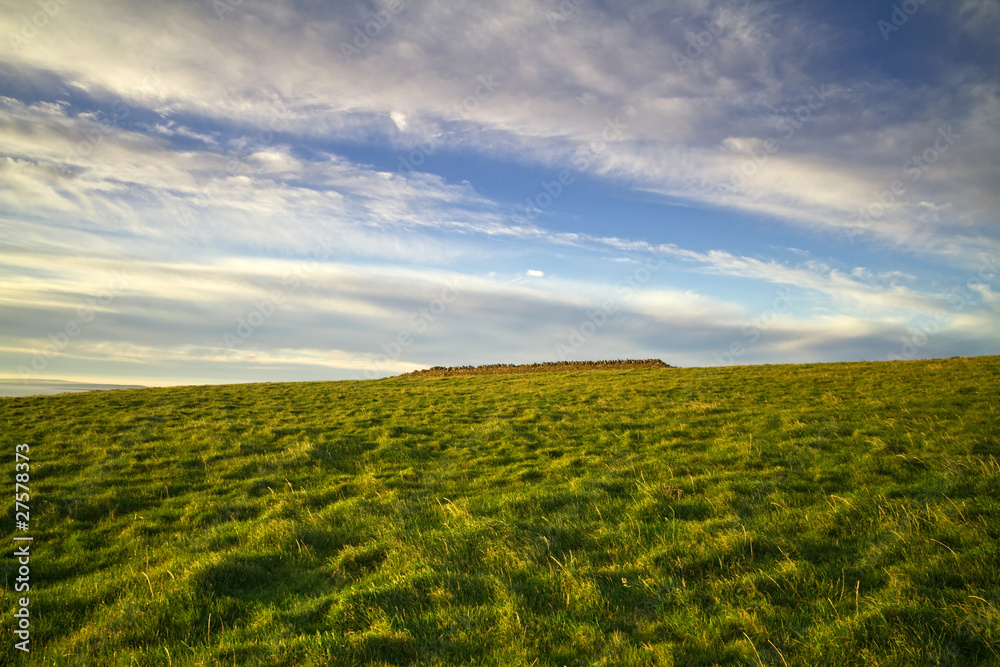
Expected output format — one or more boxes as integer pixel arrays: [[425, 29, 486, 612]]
[[396, 359, 673, 378]]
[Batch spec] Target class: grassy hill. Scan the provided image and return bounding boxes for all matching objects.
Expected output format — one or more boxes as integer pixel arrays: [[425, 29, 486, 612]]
[[2, 357, 999, 665]]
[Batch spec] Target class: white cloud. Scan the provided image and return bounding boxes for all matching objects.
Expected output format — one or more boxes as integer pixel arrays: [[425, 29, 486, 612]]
[[1, 1, 994, 263], [390, 111, 408, 131]]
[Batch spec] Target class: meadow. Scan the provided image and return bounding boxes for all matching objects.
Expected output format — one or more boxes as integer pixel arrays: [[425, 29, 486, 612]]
[[1, 356, 998, 665]]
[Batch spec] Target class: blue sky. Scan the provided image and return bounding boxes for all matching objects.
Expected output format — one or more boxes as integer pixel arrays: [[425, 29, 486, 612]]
[[1, 0, 998, 388]]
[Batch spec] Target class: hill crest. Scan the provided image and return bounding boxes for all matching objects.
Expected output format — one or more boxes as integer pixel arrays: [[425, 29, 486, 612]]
[[396, 358, 673, 377]]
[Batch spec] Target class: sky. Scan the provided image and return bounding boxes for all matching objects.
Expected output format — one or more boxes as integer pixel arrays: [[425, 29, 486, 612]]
[[0, 0, 998, 389]]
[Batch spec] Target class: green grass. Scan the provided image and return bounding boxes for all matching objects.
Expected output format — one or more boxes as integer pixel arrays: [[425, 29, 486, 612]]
[[2, 357, 999, 666]]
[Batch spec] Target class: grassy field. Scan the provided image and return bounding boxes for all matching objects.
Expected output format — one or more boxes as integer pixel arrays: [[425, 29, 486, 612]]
[[2, 357, 999, 666]]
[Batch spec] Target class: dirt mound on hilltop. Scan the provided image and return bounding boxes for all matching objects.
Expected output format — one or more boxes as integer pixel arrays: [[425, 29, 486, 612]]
[[397, 359, 673, 378]]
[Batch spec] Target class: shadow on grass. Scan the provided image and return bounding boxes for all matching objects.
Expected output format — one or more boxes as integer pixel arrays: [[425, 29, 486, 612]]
[[330, 572, 494, 664], [307, 436, 379, 472], [194, 552, 327, 626]]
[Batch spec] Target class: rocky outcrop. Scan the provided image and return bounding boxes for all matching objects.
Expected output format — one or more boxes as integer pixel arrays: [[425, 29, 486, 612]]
[[397, 359, 673, 378]]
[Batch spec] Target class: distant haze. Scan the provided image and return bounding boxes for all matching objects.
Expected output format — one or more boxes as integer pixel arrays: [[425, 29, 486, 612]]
[[0, 380, 146, 398]]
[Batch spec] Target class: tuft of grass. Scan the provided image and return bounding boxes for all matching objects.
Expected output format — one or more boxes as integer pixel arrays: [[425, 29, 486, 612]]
[[1, 356, 999, 665]]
